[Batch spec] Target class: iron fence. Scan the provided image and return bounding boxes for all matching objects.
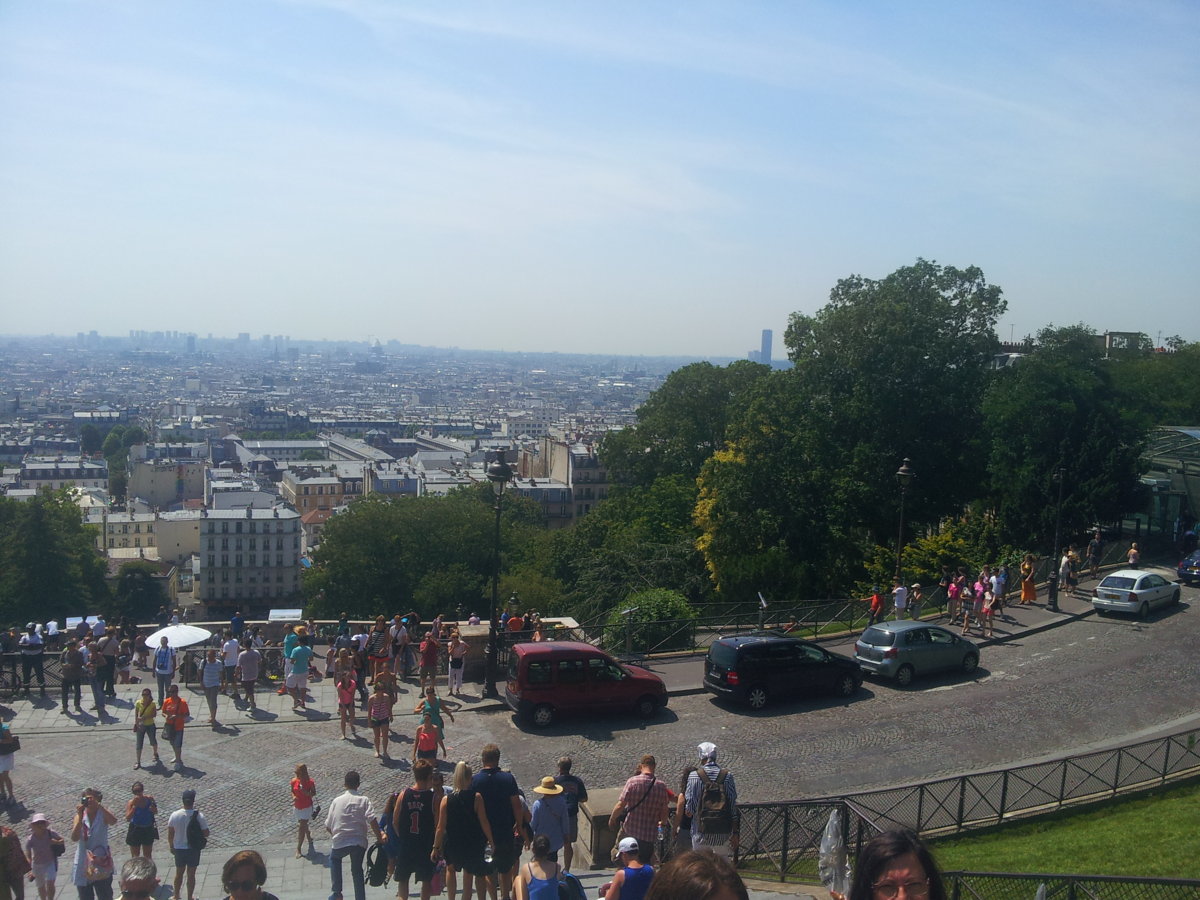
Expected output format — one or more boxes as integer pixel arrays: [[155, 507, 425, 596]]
[[833, 727, 1200, 837], [944, 871, 1200, 899], [734, 799, 883, 882]]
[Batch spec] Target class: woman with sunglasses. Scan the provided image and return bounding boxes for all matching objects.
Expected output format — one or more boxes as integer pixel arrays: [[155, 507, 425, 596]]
[[220, 849, 279, 900], [832, 828, 947, 900]]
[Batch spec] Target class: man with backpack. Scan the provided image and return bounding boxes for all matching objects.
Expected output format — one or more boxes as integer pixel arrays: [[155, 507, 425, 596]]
[[166, 789, 209, 900], [684, 741, 739, 861]]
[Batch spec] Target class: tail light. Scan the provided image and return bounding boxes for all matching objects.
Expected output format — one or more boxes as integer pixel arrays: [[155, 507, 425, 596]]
[[883, 648, 898, 659], [726, 670, 740, 686]]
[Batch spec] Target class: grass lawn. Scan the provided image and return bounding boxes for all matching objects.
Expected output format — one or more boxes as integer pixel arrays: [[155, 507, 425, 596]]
[[932, 778, 1200, 878]]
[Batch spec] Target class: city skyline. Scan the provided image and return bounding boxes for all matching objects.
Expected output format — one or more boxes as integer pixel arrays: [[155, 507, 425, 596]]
[[2, 1, 1197, 356]]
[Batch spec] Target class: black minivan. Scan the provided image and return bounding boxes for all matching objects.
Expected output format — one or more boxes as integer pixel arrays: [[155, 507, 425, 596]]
[[703, 633, 862, 710]]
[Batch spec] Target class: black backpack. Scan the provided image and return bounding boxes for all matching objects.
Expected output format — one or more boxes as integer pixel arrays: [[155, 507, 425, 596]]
[[366, 842, 389, 887], [186, 810, 207, 850], [696, 768, 733, 834]]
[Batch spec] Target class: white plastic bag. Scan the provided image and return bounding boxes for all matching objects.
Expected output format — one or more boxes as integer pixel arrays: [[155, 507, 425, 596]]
[[818, 808, 851, 896]]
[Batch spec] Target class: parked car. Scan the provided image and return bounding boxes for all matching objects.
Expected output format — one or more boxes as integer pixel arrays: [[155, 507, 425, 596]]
[[504, 641, 667, 727], [704, 633, 862, 710], [854, 621, 979, 687], [1091, 569, 1181, 618], [1178, 551, 1200, 586]]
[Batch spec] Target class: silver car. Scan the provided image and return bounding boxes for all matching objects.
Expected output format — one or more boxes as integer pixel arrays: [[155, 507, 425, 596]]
[[854, 620, 979, 687], [1091, 569, 1181, 618]]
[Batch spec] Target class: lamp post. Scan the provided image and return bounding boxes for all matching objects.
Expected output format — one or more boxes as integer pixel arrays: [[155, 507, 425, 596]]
[[482, 453, 513, 699], [1047, 467, 1066, 612], [894, 458, 915, 580]]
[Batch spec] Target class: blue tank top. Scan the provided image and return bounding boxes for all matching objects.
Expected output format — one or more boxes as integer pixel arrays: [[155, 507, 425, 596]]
[[619, 865, 654, 900], [131, 797, 155, 826], [525, 863, 560, 900]]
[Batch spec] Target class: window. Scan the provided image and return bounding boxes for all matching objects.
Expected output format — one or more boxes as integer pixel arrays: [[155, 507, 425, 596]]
[[249, 538, 256, 550], [207, 555, 215, 568], [906, 629, 931, 646], [557, 659, 586, 684], [249, 554, 256, 566], [235, 555, 243, 567], [587, 658, 623, 682], [928, 629, 954, 645], [236, 522, 243, 534], [221, 538, 228, 550], [526, 661, 553, 685], [221, 522, 228, 533], [207, 538, 214, 550]]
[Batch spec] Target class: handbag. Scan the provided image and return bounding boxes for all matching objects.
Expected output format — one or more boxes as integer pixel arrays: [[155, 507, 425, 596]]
[[0, 735, 19, 753], [161, 722, 175, 743], [85, 846, 114, 881], [49, 831, 66, 858]]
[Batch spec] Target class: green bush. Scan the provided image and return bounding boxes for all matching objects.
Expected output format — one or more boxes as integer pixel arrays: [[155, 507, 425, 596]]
[[603, 588, 698, 653]]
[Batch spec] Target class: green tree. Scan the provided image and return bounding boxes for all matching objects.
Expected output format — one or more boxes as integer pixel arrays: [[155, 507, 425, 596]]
[[79, 424, 103, 454], [599, 360, 769, 486], [982, 324, 1149, 548], [601, 587, 698, 653], [112, 560, 166, 621]]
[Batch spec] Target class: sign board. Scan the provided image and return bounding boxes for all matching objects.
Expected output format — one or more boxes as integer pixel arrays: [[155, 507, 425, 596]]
[[268, 608, 304, 622]]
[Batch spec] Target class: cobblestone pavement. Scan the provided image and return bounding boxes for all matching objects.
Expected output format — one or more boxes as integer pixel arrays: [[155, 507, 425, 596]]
[[2, 571, 1194, 899]]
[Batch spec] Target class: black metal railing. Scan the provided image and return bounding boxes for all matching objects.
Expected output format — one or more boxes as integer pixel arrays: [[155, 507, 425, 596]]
[[834, 727, 1200, 837], [944, 871, 1200, 899], [734, 799, 883, 882]]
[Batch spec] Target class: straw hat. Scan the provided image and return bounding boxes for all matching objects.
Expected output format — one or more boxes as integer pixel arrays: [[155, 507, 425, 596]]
[[532, 776, 563, 796]]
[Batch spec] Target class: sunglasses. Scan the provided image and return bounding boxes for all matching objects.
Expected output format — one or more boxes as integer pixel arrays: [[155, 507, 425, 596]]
[[224, 881, 260, 893]]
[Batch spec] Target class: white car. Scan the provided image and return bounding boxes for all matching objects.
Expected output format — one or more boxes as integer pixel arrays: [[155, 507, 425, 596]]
[[1091, 569, 1181, 618]]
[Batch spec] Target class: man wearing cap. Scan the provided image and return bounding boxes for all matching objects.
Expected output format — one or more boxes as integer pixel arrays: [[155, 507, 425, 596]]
[[166, 790, 209, 900], [529, 776, 570, 862], [608, 755, 670, 859], [685, 742, 738, 861], [608, 837, 653, 900], [117, 856, 159, 900]]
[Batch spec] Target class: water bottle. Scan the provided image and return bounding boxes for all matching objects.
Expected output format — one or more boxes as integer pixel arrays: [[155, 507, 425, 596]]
[[483, 843, 494, 865], [656, 822, 664, 842]]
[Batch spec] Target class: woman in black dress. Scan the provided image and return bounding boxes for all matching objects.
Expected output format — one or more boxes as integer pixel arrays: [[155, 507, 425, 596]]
[[435, 761, 496, 900]]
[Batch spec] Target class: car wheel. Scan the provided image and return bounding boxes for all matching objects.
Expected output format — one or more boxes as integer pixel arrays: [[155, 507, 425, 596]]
[[635, 695, 659, 719], [746, 685, 769, 710], [1138, 602, 1150, 620], [895, 664, 915, 687], [836, 673, 858, 698], [1173, 588, 1182, 605], [961, 653, 979, 675], [531, 704, 555, 727]]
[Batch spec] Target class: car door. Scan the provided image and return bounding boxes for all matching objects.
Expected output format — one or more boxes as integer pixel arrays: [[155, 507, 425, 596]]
[[554, 657, 590, 713], [795, 643, 832, 692], [1140, 574, 1171, 609], [768, 643, 803, 698], [586, 655, 629, 711], [925, 627, 961, 672]]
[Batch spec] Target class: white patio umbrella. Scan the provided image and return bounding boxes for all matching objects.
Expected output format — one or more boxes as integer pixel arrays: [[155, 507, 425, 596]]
[[145, 624, 212, 649]]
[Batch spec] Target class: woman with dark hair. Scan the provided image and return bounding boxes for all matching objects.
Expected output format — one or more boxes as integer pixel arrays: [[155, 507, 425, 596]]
[[220, 849, 279, 900], [514, 835, 559, 900], [834, 828, 946, 900], [643, 850, 748, 900]]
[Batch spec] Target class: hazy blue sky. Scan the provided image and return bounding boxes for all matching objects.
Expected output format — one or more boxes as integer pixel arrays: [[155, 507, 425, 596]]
[[2, 1, 1197, 356]]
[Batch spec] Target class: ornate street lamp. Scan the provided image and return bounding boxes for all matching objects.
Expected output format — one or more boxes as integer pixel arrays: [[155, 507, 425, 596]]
[[894, 458, 915, 580], [1047, 467, 1066, 612], [482, 453, 513, 699]]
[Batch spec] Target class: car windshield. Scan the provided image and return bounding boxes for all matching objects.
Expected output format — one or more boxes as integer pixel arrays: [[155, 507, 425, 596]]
[[1100, 576, 1136, 590], [860, 627, 895, 647], [709, 643, 739, 666]]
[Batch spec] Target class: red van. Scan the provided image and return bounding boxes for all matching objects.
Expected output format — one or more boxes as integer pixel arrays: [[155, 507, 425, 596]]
[[504, 641, 668, 727]]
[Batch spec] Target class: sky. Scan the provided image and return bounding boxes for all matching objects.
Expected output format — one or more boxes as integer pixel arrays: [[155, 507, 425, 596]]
[[1, 1, 1197, 357]]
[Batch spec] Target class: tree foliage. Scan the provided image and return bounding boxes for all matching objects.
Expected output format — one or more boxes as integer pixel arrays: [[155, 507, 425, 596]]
[[111, 560, 167, 622]]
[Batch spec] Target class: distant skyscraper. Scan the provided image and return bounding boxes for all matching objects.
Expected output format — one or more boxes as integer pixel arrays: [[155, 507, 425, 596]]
[[760, 329, 772, 367]]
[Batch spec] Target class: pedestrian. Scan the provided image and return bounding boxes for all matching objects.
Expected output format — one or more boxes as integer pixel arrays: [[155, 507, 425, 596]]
[[84, 642, 107, 717], [60, 638, 86, 714], [418, 631, 440, 692], [166, 790, 209, 900], [392, 759, 441, 900], [413, 713, 443, 763], [684, 742, 738, 862], [70, 787, 118, 900], [1087, 531, 1103, 579], [324, 770, 382, 900], [553, 757, 588, 874], [670, 765, 696, 859], [365, 616, 391, 684], [959, 589, 974, 636], [831, 828, 948, 900], [336, 670, 358, 740], [367, 682, 395, 759], [96, 628, 119, 698], [908, 585, 923, 621], [514, 835, 562, 900], [287, 634, 314, 712], [1058, 550, 1073, 597], [116, 856, 158, 900], [219, 849, 280, 900], [221, 631, 241, 699], [236, 641, 262, 712], [1020, 554, 1037, 605], [25, 813, 64, 900], [529, 777, 570, 862], [117, 639, 134, 685], [291, 764, 317, 858], [0, 722, 16, 805], [160, 684, 189, 771], [603, 837, 653, 900], [865, 588, 884, 628], [435, 762, 494, 900], [643, 850, 749, 900], [124, 782, 158, 859], [152, 638, 176, 706], [1127, 542, 1140, 568], [470, 744, 523, 900], [230, 610, 244, 641], [415, 686, 455, 737], [199, 648, 222, 726], [447, 631, 467, 696], [891, 579, 908, 620], [609, 755, 670, 859], [981, 591, 996, 638], [18, 624, 46, 696]]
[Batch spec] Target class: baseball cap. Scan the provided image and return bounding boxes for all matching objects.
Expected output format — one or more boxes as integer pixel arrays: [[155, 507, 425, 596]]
[[182, 790, 196, 802], [617, 837, 639, 854]]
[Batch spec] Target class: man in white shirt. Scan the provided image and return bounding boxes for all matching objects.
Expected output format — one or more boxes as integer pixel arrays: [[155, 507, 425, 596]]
[[891, 579, 908, 620], [92, 615, 107, 638], [325, 770, 381, 900], [220, 631, 241, 699], [166, 789, 209, 900]]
